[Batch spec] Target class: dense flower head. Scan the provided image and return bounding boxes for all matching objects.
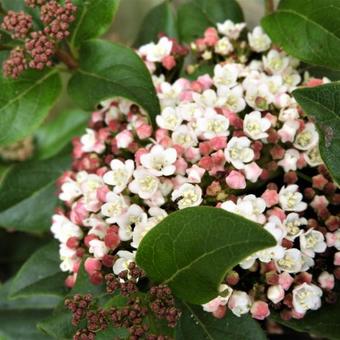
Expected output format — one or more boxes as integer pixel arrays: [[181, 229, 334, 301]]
[[52, 20, 339, 324]]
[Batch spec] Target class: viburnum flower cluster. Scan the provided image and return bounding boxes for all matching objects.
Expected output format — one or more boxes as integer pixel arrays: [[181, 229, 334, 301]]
[[51, 20, 339, 326]]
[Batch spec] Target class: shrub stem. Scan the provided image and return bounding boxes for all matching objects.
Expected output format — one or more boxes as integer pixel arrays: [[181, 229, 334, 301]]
[[265, 0, 275, 15]]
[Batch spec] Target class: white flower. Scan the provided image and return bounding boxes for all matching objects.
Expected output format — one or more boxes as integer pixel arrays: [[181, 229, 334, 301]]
[[292, 283, 322, 314], [278, 149, 300, 172], [279, 185, 307, 212], [217, 20, 246, 39], [214, 37, 234, 55], [103, 159, 134, 193], [129, 168, 160, 199], [228, 291, 251, 317], [140, 145, 177, 176], [278, 108, 299, 122], [197, 109, 230, 139], [224, 136, 254, 169], [113, 250, 136, 275], [51, 214, 83, 243], [300, 229, 327, 258], [193, 89, 224, 108], [267, 285, 285, 304], [116, 204, 147, 241], [263, 49, 289, 74], [59, 244, 77, 272], [278, 120, 300, 143], [77, 173, 103, 211], [217, 85, 246, 113], [59, 179, 82, 202], [248, 26, 271, 52], [245, 82, 273, 110], [294, 123, 319, 151], [89, 239, 109, 259], [139, 37, 172, 62], [156, 107, 183, 130], [176, 102, 204, 121], [283, 213, 306, 241], [81, 129, 105, 153], [158, 80, 184, 107], [101, 192, 128, 223], [172, 125, 198, 148], [221, 195, 265, 223], [202, 284, 233, 312], [171, 183, 202, 209], [243, 111, 271, 140], [301, 253, 315, 272], [304, 146, 323, 167], [213, 63, 239, 88], [276, 248, 303, 273]]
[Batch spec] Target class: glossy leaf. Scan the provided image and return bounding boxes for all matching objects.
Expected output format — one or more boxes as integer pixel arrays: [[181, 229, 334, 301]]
[[35, 109, 90, 160], [134, 1, 178, 46], [178, 0, 244, 43], [136, 206, 275, 304], [69, 0, 120, 51], [176, 302, 266, 340], [10, 241, 67, 298], [262, 0, 340, 70], [0, 69, 62, 146], [68, 39, 160, 127], [0, 151, 71, 233], [293, 83, 340, 185]]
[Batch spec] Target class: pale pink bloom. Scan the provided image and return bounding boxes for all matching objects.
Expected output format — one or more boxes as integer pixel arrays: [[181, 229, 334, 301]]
[[175, 157, 188, 175], [197, 74, 213, 89], [310, 195, 329, 211], [318, 271, 335, 290], [84, 257, 102, 275], [226, 170, 246, 189], [136, 123, 152, 139], [250, 301, 270, 320], [115, 129, 133, 148], [261, 189, 279, 208], [334, 252, 340, 265], [186, 165, 205, 183], [243, 162, 262, 183], [267, 285, 285, 304], [278, 272, 294, 290]]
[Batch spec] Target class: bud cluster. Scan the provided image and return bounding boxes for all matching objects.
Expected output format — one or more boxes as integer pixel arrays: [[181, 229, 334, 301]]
[[1, 0, 77, 78]]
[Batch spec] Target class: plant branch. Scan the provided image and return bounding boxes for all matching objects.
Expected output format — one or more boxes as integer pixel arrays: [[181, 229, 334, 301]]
[[55, 48, 79, 70], [264, 0, 275, 15]]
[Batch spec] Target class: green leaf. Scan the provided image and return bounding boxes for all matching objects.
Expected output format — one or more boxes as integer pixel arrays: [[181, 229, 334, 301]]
[[0, 69, 62, 146], [177, 0, 244, 43], [10, 241, 67, 298], [176, 302, 266, 340], [69, 0, 120, 51], [181, 63, 214, 80], [261, 0, 340, 70], [68, 39, 160, 127], [134, 1, 178, 46], [136, 206, 275, 304], [0, 281, 58, 340], [293, 82, 340, 185], [0, 151, 71, 233], [35, 109, 90, 160]]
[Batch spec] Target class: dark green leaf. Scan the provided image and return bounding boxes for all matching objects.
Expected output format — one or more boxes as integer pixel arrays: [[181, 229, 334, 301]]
[[35, 109, 90, 160], [0, 151, 71, 233], [262, 0, 340, 70], [96, 327, 129, 340], [176, 302, 266, 340], [134, 1, 178, 46], [68, 39, 160, 127], [136, 206, 275, 304], [178, 0, 244, 43], [0, 69, 62, 146], [69, 0, 120, 51], [305, 65, 340, 81], [10, 241, 67, 298], [293, 82, 340, 185], [0, 281, 58, 340]]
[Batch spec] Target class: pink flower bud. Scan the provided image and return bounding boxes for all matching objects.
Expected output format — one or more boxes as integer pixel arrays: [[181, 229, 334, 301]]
[[162, 55, 176, 70], [267, 285, 285, 304], [115, 129, 133, 148], [175, 157, 188, 175], [318, 271, 335, 290], [261, 189, 279, 208], [250, 301, 270, 320], [136, 123, 152, 139], [334, 252, 340, 266], [278, 272, 294, 290], [84, 257, 102, 275], [226, 170, 246, 189]]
